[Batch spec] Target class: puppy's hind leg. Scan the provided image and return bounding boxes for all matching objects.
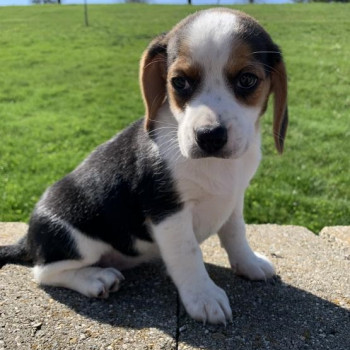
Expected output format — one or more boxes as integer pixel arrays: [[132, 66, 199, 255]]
[[34, 262, 124, 298], [30, 218, 124, 298]]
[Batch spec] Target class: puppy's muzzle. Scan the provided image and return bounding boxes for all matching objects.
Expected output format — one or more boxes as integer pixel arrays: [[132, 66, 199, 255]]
[[195, 125, 228, 155]]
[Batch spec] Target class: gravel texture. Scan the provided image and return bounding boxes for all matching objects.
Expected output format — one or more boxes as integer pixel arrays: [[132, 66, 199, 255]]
[[320, 226, 350, 248], [0, 223, 349, 350], [178, 225, 350, 350], [0, 223, 177, 350]]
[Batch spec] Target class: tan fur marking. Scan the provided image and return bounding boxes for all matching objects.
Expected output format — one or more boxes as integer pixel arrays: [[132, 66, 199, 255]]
[[225, 42, 271, 108], [167, 47, 203, 112], [140, 37, 168, 131], [270, 60, 288, 153]]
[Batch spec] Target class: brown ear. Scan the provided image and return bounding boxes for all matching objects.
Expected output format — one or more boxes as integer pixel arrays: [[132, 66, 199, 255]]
[[139, 34, 168, 131], [271, 60, 288, 154]]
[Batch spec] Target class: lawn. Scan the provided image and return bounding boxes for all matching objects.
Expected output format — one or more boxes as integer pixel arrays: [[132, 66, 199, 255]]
[[0, 3, 349, 232]]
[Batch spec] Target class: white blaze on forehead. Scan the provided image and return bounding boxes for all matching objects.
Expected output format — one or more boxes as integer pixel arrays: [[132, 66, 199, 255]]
[[187, 11, 239, 68]]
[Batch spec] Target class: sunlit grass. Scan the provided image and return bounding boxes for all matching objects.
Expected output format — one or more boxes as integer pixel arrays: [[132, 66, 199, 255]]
[[0, 4, 349, 232]]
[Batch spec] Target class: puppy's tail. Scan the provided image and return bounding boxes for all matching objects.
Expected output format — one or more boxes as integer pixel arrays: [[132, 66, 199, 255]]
[[0, 236, 33, 268]]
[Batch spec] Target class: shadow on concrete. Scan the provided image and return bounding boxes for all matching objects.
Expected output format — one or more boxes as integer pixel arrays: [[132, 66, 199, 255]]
[[44, 262, 350, 350]]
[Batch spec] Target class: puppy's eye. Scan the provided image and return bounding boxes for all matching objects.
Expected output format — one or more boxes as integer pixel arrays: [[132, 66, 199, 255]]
[[237, 73, 258, 89], [171, 76, 191, 93]]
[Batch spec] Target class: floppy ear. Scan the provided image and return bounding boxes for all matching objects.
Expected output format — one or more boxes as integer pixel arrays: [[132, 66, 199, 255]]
[[139, 34, 168, 131], [270, 60, 288, 154]]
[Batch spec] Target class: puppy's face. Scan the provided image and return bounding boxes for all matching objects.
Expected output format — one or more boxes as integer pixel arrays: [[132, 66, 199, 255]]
[[140, 9, 288, 158]]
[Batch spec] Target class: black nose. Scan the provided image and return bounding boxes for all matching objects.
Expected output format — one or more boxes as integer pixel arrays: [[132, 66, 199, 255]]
[[195, 125, 228, 154]]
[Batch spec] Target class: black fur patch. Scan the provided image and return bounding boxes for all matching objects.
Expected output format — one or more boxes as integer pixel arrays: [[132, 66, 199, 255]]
[[27, 214, 81, 265], [147, 33, 167, 60], [237, 16, 283, 76], [0, 236, 33, 268], [27, 120, 182, 264]]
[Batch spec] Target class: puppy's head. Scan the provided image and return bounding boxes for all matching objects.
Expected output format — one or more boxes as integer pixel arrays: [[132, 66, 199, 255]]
[[140, 8, 288, 158]]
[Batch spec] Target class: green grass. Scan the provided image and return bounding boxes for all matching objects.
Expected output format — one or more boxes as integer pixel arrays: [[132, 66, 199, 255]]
[[0, 4, 349, 232]]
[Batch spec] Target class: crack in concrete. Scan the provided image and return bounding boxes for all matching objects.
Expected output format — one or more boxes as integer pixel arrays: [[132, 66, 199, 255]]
[[175, 293, 181, 350]]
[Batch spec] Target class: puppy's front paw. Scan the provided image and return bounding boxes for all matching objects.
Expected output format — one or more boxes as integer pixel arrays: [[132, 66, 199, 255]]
[[232, 252, 275, 281], [180, 281, 232, 325]]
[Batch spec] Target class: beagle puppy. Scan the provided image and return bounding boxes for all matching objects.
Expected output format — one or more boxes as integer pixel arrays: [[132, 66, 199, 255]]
[[0, 8, 288, 325]]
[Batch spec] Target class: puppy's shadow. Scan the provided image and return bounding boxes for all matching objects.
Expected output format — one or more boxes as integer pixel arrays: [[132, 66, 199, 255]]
[[43, 262, 177, 330], [44, 262, 350, 349]]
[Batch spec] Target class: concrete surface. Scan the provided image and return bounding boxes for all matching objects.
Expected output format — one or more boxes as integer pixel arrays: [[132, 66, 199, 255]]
[[0, 223, 349, 350]]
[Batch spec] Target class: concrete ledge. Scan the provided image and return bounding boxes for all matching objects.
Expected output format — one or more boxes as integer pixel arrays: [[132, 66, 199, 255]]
[[1, 223, 349, 350], [0, 222, 27, 244], [320, 226, 350, 248]]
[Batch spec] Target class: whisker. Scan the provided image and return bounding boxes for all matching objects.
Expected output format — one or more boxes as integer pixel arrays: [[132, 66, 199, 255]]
[[143, 57, 167, 70], [165, 143, 180, 156], [259, 62, 285, 77], [158, 133, 177, 147], [156, 137, 179, 151], [168, 147, 182, 161], [149, 131, 178, 142], [147, 127, 178, 136], [160, 135, 179, 149], [173, 149, 185, 164], [250, 51, 282, 55], [147, 118, 177, 127], [148, 93, 166, 119]]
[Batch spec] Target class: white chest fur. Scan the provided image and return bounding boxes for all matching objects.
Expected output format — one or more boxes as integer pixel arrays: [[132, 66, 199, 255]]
[[152, 103, 262, 244], [173, 146, 261, 243]]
